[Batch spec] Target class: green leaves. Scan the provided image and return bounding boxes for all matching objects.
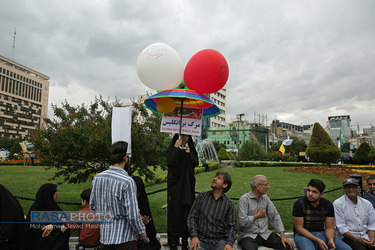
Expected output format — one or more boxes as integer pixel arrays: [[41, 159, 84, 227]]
[[306, 122, 341, 165], [31, 96, 170, 184]]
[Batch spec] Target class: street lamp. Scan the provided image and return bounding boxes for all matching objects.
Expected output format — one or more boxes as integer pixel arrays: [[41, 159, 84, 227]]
[[236, 113, 245, 151]]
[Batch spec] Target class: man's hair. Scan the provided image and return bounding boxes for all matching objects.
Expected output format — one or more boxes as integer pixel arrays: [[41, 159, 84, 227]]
[[81, 189, 92, 203], [109, 141, 128, 165], [250, 175, 266, 189], [366, 175, 375, 183], [308, 179, 325, 193], [215, 171, 232, 193]]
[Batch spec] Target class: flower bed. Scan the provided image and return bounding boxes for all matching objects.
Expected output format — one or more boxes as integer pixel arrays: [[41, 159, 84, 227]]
[[285, 165, 375, 190], [0, 159, 41, 166]]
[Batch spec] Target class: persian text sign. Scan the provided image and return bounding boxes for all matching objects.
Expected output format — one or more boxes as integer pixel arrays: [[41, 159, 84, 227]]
[[160, 107, 202, 136]]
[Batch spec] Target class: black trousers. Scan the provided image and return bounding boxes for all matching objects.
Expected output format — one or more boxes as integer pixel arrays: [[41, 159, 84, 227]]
[[239, 232, 292, 250], [342, 237, 371, 250], [100, 241, 137, 250]]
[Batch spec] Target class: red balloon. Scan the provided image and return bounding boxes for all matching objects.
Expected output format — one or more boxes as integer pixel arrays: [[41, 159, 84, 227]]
[[184, 49, 229, 94]]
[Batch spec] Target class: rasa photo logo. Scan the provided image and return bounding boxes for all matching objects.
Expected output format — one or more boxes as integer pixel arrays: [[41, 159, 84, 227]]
[[31, 211, 113, 223]]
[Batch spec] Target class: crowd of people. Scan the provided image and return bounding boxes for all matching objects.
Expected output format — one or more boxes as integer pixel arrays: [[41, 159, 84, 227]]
[[2, 135, 375, 250]]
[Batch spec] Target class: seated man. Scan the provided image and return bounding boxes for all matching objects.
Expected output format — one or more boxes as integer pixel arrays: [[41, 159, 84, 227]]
[[293, 179, 351, 250], [364, 175, 375, 209], [237, 175, 294, 250], [187, 171, 236, 250], [334, 178, 375, 250]]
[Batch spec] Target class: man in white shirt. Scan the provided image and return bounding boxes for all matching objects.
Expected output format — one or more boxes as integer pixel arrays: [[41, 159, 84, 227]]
[[334, 178, 375, 250]]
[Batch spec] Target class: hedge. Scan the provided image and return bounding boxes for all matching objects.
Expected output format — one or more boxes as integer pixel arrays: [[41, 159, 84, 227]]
[[234, 161, 325, 168]]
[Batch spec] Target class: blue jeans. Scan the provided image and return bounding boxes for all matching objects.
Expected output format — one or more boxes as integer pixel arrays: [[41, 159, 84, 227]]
[[294, 232, 351, 250], [198, 239, 227, 250]]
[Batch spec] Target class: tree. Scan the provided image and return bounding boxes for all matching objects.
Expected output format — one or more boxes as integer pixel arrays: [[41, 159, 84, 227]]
[[31, 96, 170, 184], [368, 148, 375, 164], [238, 141, 266, 161], [305, 122, 341, 166], [270, 143, 281, 152], [353, 142, 371, 165], [284, 136, 307, 156], [130, 101, 171, 179], [0, 138, 21, 150], [212, 141, 226, 153], [341, 142, 351, 153], [9, 142, 23, 159], [217, 148, 230, 161]]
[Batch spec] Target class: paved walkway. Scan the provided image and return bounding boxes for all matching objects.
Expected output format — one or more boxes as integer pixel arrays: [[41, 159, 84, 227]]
[[69, 233, 298, 250]]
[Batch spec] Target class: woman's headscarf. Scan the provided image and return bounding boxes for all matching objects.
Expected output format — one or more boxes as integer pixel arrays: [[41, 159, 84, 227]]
[[0, 184, 24, 248], [35, 183, 61, 211], [132, 176, 150, 216]]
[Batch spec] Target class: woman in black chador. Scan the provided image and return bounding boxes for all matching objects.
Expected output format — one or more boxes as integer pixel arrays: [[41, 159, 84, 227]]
[[0, 184, 25, 250], [23, 183, 70, 250], [167, 134, 199, 249], [132, 176, 161, 250]]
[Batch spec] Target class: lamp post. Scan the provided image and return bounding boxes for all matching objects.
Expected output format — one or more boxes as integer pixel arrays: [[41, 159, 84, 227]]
[[236, 113, 245, 151]]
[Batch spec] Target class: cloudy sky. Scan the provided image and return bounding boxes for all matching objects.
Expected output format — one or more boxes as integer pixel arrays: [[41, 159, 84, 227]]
[[1, 0, 374, 131]]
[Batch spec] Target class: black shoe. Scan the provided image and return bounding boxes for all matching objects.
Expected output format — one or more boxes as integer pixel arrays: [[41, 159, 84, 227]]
[[182, 239, 189, 249], [168, 241, 178, 250], [169, 245, 178, 250]]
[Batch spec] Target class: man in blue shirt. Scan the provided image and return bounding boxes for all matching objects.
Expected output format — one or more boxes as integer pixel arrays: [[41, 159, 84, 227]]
[[90, 141, 146, 249]]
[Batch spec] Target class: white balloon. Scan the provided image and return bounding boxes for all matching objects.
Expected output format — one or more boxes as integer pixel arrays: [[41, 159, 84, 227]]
[[136, 43, 184, 91]]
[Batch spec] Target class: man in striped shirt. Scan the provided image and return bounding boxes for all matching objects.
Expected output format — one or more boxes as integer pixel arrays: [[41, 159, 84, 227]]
[[90, 141, 146, 249], [187, 171, 236, 250]]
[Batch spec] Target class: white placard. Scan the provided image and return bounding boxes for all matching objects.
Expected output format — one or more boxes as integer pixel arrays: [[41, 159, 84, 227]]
[[112, 107, 132, 156], [160, 106, 203, 136]]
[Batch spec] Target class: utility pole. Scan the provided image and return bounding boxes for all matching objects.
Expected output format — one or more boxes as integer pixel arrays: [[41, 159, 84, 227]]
[[12, 27, 16, 60]]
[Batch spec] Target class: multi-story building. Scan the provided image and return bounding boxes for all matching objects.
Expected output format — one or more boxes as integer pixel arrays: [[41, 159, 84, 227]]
[[200, 88, 226, 140], [0, 55, 50, 140], [208, 88, 226, 128], [269, 119, 312, 145], [326, 115, 352, 144], [206, 120, 269, 152], [363, 126, 375, 135]]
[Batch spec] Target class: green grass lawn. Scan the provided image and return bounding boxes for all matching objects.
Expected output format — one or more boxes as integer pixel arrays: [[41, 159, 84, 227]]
[[0, 165, 346, 233]]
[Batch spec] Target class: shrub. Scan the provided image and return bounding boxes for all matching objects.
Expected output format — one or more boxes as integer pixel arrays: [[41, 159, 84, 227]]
[[218, 148, 230, 161], [234, 161, 324, 168], [369, 148, 375, 164], [265, 151, 283, 161], [237, 141, 266, 161], [9, 142, 23, 159], [306, 122, 341, 166], [353, 142, 371, 165]]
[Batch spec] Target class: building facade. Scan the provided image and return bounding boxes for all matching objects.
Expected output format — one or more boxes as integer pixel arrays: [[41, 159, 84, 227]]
[[326, 115, 352, 144], [363, 126, 375, 135], [208, 88, 226, 128], [269, 119, 312, 146], [0, 55, 50, 140], [200, 88, 226, 140], [206, 124, 269, 152]]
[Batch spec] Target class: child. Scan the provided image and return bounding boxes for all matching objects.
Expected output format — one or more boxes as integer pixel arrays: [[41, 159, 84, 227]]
[[69, 189, 100, 250]]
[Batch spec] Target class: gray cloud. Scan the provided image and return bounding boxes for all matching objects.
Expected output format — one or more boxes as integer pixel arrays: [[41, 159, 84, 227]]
[[1, 0, 374, 130]]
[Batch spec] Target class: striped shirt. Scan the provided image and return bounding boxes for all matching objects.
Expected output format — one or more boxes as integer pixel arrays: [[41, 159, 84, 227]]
[[89, 166, 146, 245], [292, 196, 334, 233], [187, 190, 237, 246]]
